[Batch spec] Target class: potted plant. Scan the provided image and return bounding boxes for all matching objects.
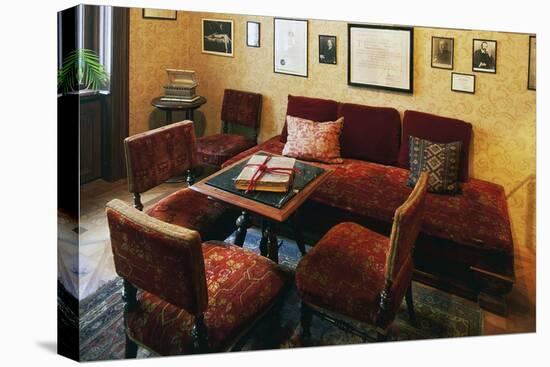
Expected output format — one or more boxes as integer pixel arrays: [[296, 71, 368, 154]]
[[57, 48, 109, 93]]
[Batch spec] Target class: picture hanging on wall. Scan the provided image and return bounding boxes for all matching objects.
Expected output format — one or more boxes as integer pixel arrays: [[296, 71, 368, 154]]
[[202, 18, 234, 57], [348, 23, 414, 93], [273, 18, 308, 77], [472, 39, 497, 73], [451, 72, 475, 94], [431, 36, 454, 69], [528, 35, 536, 90], [247, 21, 261, 47], [142, 8, 177, 20], [319, 35, 337, 64]]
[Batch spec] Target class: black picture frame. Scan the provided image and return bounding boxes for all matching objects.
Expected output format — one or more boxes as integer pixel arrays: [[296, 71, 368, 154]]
[[273, 18, 309, 78], [472, 39, 497, 74], [348, 23, 414, 93], [202, 18, 234, 57], [142, 8, 177, 20], [451, 72, 475, 94], [319, 35, 337, 65], [528, 35, 536, 90], [247, 21, 261, 48], [431, 36, 454, 70]]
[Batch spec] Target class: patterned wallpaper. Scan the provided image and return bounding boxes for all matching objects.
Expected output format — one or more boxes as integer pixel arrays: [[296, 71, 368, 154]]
[[129, 10, 536, 250]]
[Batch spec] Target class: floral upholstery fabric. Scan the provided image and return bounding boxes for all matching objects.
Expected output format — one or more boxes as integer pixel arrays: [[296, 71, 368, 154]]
[[296, 222, 412, 328], [106, 199, 208, 315], [407, 136, 462, 194], [125, 120, 198, 194], [282, 116, 344, 164], [126, 242, 287, 355], [221, 89, 262, 128], [197, 134, 256, 166], [146, 188, 238, 242]]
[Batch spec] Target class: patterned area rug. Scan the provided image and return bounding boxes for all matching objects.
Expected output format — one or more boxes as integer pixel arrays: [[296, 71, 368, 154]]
[[79, 228, 482, 361]]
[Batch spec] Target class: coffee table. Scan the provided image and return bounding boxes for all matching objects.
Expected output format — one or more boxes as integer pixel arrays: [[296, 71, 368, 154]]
[[190, 151, 333, 263]]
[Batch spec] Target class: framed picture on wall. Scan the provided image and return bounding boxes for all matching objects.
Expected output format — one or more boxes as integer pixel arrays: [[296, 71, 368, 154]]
[[247, 21, 261, 47], [451, 72, 475, 94], [273, 18, 308, 77], [202, 18, 234, 57], [348, 23, 414, 93], [528, 35, 536, 90], [472, 39, 497, 73], [142, 8, 177, 20], [319, 35, 337, 64], [431, 36, 454, 69]]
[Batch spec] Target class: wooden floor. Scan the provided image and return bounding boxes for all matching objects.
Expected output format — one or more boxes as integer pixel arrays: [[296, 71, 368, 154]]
[[72, 177, 536, 335]]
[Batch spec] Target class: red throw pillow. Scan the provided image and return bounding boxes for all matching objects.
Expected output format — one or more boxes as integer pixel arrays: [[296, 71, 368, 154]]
[[398, 110, 472, 181], [280, 95, 339, 143], [337, 103, 401, 165], [282, 116, 344, 164]]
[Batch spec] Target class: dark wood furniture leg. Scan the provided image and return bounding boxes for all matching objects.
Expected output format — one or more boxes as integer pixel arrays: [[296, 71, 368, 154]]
[[192, 314, 209, 353], [290, 210, 307, 256], [265, 221, 279, 264], [234, 211, 251, 247], [300, 301, 313, 345], [122, 279, 138, 358], [405, 282, 417, 325], [259, 219, 269, 257]]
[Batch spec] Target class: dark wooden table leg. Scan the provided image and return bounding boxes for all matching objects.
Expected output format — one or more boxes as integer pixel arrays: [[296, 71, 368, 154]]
[[166, 110, 173, 124], [291, 210, 307, 256], [265, 221, 279, 264], [234, 211, 251, 247], [259, 219, 268, 257]]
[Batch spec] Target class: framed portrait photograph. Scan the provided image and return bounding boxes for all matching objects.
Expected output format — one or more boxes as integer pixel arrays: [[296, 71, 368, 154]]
[[472, 39, 497, 73], [273, 18, 308, 77], [202, 18, 234, 57], [319, 35, 337, 64], [348, 23, 414, 93], [528, 35, 536, 90], [451, 72, 475, 94], [142, 8, 177, 20], [247, 21, 261, 48], [431, 36, 454, 69]]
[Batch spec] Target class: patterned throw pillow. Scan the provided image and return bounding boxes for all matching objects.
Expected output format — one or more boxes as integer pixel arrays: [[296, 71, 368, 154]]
[[407, 136, 462, 194], [282, 115, 344, 164]]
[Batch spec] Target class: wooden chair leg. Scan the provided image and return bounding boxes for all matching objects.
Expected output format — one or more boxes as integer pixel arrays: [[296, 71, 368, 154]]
[[405, 282, 417, 326], [192, 314, 209, 353], [301, 301, 313, 345], [125, 334, 138, 358]]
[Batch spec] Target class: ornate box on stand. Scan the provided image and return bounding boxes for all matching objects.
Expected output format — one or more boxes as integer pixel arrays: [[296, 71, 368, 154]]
[[161, 69, 200, 102]]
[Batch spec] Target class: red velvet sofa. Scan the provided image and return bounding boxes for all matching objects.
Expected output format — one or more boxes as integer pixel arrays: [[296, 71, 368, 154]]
[[223, 95, 514, 315]]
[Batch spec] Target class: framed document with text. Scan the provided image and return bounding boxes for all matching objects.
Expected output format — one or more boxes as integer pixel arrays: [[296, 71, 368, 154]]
[[274, 18, 308, 77], [348, 24, 413, 93]]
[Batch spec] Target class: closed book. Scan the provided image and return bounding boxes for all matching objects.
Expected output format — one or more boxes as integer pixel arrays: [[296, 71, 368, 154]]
[[235, 155, 296, 192]]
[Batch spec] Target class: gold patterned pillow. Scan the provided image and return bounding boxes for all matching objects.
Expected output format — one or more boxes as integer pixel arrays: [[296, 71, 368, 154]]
[[407, 136, 462, 194], [282, 115, 344, 164]]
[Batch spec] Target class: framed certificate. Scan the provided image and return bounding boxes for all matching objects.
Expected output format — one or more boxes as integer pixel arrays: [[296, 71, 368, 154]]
[[273, 18, 308, 77], [451, 72, 475, 94], [348, 24, 413, 93]]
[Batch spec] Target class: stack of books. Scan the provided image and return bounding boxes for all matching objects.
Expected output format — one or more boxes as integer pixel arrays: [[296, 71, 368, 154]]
[[235, 155, 296, 193], [160, 69, 200, 102]]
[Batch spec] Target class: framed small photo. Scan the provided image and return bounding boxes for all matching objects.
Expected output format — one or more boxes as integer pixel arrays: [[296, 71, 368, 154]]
[[319, 35, 337, 64], [451, 72, 475, 94], [142, 8, 177, 20], [528, 35, 536, 90], [202, 18, 234, 57], [273, 18, 308, 77], [431, 36, 453, 69], [247, 22, 261, 47], [472, 39, 497, 73]]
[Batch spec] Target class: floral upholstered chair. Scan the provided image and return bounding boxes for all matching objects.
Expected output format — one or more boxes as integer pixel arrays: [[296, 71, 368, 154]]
[[106, 199, 287, 356], [124, 120, 238, 241], [196, 89, 262, 167], [295, 172, 429, 342]]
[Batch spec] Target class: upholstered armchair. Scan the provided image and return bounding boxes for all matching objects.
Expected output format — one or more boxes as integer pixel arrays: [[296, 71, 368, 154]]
[[296, 172, 429, 341], [124, 120, 238, 241], [106, 199, 287, 356], [197, 89, 262, 167]]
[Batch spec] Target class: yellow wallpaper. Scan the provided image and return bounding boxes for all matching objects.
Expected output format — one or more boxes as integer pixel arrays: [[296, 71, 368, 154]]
[[129, 10, 536, 250]]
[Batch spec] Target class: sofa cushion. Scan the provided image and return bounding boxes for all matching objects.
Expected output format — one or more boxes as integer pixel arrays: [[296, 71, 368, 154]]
[[280, 95, 339, 143], [398, 110, 472, 181], [127, 242, 286, 355], [337, 103, 401, 165], [197, 134, 256, 166], [407, 136, 462, 194], [283, 116, 344, 164]]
